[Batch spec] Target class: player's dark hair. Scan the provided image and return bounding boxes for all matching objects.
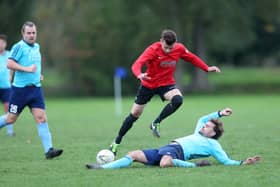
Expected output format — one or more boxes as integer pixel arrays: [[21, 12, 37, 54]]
[[0, 34, 7, 41], [22, 21, 36, 33], [210, 119, 224, 140], [161, 29, 177, 45]]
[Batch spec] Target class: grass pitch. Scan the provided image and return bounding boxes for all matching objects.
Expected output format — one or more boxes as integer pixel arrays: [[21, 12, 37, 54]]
[[0, 94, 279, 187]]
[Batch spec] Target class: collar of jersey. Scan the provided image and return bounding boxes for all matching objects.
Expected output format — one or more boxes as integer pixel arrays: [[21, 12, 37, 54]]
[[22, 39, 35, 47]]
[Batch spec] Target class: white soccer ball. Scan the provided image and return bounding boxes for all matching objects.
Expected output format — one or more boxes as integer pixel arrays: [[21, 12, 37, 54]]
[[96, 149, 115, 164]]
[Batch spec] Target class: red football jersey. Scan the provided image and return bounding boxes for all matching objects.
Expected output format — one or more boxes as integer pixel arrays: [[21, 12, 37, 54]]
[[131, 42, 209, 89]]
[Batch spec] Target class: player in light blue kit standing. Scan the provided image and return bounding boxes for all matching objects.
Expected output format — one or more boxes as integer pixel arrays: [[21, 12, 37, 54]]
[[0, 34, 14, 136], [86, 108, 261, 169], [0, 21, 63, 159]]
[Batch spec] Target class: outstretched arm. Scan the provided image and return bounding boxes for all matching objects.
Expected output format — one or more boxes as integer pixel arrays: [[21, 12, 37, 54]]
[[219, 108, 232, 117], [208, 66, 221, 73], [211, 142, 261, 166], [194, 108, 232, 134], [180, 47, 221, 73], [241, 156, 261, 165]]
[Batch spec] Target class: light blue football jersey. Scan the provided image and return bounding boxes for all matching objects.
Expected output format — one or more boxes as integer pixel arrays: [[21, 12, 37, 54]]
[[0, 51, 11, 88], [174, 111, 242, 165], [9, 40, 41, 87]]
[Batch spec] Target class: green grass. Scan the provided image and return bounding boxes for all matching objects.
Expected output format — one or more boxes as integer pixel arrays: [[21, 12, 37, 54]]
[[210, 67, 280, 92], [42, 67, 280, 96], [181, 67, 280, 85], [182, 67, 280, 93], [210, 67, 280, 85], [0, 94, 279, 187]]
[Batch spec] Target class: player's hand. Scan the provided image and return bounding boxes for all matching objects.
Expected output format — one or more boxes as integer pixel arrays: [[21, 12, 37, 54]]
[[137, 73, 151, 80], [220, 108, 233, 116], [26, 64, 37, 72], [208, 66, 221, 73], [242, 156, 261, 165]]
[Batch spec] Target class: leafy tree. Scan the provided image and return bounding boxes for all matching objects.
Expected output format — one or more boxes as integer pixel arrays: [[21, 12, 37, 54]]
[[0, 0, 35, 48], [28, 0, 280, 96]]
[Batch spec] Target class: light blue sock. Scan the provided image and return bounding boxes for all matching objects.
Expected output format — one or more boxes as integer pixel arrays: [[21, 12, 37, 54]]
[[6, 124, 14, 136], [172, 159, 196, 168], [102, 155, 133, 169], [37, 122, 53, 153], [0, 115, 7, 129]]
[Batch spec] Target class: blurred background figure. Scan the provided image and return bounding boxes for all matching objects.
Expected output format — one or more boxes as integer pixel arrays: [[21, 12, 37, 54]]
[[0, 34, 14, 136]]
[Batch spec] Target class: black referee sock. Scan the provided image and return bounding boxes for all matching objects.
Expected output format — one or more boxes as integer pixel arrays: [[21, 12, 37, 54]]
[[154, 95, 183, 124], [115, 113, 138, 144]]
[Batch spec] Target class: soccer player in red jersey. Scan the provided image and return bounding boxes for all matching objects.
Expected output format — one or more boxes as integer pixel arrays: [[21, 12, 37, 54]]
[[110, 29, 221, 155]]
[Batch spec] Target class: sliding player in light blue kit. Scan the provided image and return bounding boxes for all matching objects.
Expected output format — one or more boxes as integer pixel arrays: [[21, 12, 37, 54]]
[[0, 21, 63, 159], [0, 34, 14, 136], [86, 108, 260, 169]]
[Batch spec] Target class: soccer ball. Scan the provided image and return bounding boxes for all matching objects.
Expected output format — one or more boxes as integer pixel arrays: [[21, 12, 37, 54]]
[[96, 149, 115, 164]]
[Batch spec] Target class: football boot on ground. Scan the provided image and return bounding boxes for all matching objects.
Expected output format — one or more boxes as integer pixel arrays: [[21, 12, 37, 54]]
[[7, 132, 16, 137], [45, 148, 63, 159], [86, 163, 102, 169], [195, 160, 211, 167], [109, 142, 120, 156]]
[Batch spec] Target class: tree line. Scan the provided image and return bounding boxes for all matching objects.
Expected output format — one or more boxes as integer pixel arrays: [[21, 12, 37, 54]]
[[0, 0, 279, 96]]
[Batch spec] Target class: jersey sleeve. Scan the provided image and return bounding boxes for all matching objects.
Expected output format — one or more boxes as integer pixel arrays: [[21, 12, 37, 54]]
[[9, 43, 23, 62], [179, 45, 208, 72], [131, 46, 156, 78], [210, 141, 242, 165], [194, 111, 221, 134]]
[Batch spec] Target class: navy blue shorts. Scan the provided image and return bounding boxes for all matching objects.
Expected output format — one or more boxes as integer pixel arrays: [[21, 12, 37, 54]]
[[9, 86, 45, 114], [134, 84, 177, 105], [142, 144, 184, 166], [0, 88, 11, 103]]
